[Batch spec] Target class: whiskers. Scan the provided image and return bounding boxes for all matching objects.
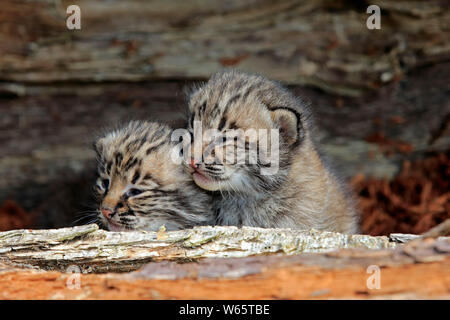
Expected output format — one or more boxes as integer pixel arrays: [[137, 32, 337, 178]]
[[203, 165, 225, 177], [216, 175, 240, 199], [72, 209, 100, 226]]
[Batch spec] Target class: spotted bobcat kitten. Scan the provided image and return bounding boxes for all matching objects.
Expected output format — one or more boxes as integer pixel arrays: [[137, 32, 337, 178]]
[[185, 71, 359, 233], [93, 121, 215, 232]]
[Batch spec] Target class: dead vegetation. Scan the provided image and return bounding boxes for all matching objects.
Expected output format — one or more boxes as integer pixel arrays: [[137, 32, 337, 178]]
[[352, 152, 450, 235]]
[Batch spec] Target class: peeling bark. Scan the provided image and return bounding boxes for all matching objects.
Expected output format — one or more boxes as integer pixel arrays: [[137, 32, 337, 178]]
[[0, 224, 398, 273]]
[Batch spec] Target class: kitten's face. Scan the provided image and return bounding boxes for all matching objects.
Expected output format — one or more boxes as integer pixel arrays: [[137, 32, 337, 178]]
[[185, 72, 298, 194], [94, 121, 214, 232], [185, 99, 274, 193]]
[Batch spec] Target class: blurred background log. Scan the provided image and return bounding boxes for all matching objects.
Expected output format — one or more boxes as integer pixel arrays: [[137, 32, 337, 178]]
[[0, 0, 449, 230], [1, 0, 449, 95]]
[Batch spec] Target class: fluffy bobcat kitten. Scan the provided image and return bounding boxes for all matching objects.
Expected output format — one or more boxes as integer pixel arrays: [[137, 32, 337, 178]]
[[185, 70, 359, 234], [93, 121, 215, 231]]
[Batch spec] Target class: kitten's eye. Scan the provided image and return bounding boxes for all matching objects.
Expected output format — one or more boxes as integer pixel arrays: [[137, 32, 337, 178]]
[[179, 147, 184, 157], [221, 136, 232, 145], [102, 179, 109, 190], [127, 188, 143, 197]]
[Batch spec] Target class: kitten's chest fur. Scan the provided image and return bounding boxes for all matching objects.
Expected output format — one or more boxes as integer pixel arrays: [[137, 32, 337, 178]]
[[213, 187, 297, 229], [213, 147, 359, 234]]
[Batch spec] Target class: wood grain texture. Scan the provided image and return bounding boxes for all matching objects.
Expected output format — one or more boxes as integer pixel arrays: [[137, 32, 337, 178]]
[[0, 236, 448, 299], [0, 224, 398, 273], [1, 0, 449, 96]]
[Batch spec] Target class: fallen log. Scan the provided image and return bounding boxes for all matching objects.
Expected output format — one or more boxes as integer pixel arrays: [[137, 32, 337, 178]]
[[0, 235, 448, 299], [0, 224, 397, 273]]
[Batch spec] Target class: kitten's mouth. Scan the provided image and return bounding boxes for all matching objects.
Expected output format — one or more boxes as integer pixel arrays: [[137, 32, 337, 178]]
[[107, 220, 126, 232], [192, 169, 222, 191]]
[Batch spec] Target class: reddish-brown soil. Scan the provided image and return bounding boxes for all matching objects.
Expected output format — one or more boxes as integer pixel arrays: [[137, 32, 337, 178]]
[[1, 258, 448, 299]]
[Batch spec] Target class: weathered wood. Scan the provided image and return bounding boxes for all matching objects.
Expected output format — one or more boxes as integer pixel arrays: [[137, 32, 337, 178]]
[[0, 236, 448, 299], [388, 219, 450, 242], [1, 0, 449, 96], [389, 233, 421, 243], [0, 224, 398, 273], [422, 219, 450, 237]]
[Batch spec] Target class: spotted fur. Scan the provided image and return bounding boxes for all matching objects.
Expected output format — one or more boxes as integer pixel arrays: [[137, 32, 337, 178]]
[[185, 70, 359, 233], [93, 121, 215, 231]]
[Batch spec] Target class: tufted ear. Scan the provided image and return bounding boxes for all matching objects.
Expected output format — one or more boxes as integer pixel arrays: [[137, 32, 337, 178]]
[[93, 138, 105, 156], [270, 107, 303, 147]]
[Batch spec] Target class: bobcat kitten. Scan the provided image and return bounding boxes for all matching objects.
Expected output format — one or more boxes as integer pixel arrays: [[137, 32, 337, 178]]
[[185, 70, 359, 233], [93, 121, 215, 231]]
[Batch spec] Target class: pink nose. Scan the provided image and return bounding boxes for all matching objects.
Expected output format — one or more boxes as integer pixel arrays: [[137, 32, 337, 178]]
[[190, 158, 199, 169], [101, 207, 113, 219]]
